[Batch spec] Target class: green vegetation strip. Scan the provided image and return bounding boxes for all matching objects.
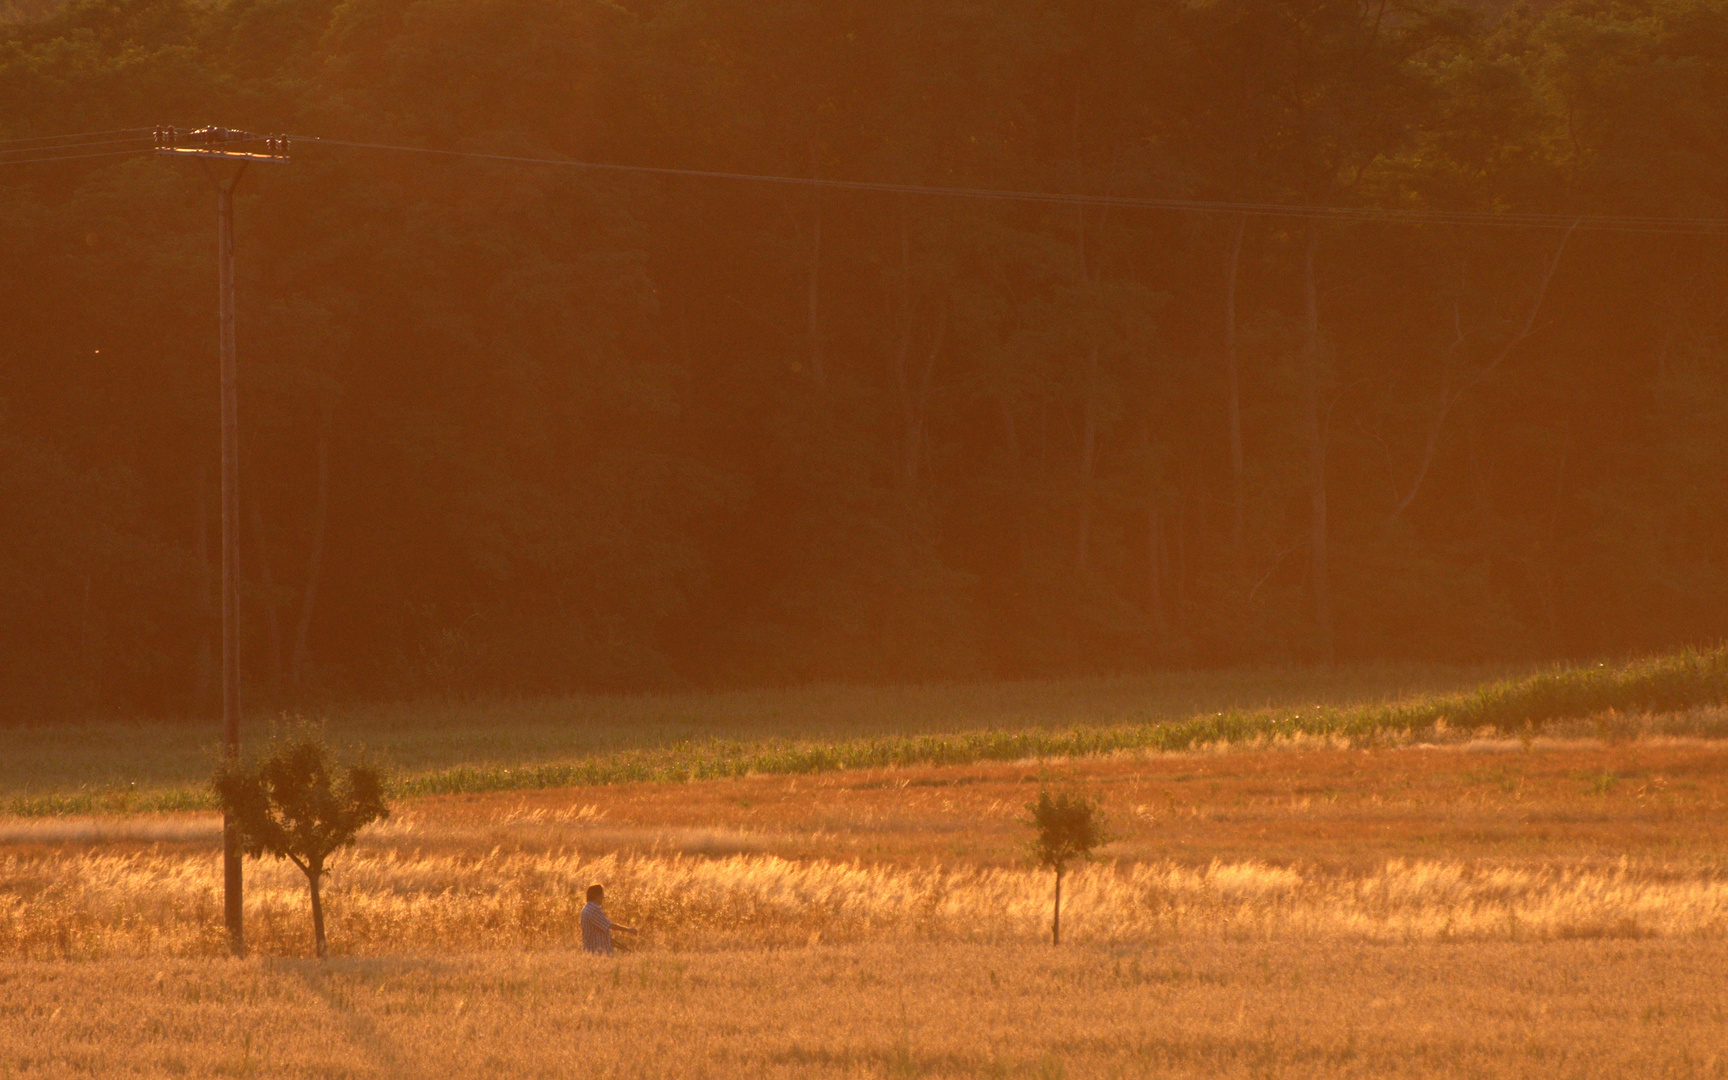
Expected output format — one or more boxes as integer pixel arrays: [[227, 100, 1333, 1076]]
[[12, 647, 1728, 817]]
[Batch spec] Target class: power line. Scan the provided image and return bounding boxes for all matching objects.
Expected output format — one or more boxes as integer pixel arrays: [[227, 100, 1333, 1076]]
[[0, 135, 154, 157], [0, 127, 152, 146], [286, 133, 1728, 236], [0, 127, 274, 165], [0, 148, 153, 167], [5, 125, 1728, 235]]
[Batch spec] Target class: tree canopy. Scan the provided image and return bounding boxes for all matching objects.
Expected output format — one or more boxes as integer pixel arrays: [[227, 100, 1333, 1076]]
[[6, 0, 1728, 715], [212, 729, 389, 957], [1024, 788, 1109, 944]]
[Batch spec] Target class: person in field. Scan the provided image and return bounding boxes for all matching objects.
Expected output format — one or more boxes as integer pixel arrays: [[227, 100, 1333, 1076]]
[[580, 882, 638, 955]]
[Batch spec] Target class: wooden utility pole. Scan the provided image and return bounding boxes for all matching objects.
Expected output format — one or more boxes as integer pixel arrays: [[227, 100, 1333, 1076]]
[[215, 160, 245, 954], [1223, 215, 1246, 572], [156, 127, 289, 956]]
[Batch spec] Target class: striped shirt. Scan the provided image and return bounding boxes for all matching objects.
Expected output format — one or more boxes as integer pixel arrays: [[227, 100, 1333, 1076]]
[[580, 902, 614, 955]]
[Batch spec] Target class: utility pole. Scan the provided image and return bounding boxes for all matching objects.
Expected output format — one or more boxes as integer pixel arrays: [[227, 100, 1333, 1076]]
[[155, 126, 289, 957]]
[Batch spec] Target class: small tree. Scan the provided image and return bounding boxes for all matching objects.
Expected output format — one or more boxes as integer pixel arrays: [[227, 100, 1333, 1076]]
[[1024, 790, 1109, 945], [212, 730, 390, 959]]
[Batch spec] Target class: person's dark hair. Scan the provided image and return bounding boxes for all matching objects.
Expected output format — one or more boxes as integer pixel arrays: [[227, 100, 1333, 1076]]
[[586, 883, 604, 903]]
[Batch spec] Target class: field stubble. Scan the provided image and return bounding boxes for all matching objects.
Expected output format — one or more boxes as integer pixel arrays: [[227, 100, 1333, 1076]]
[[11, 939, 1728, 1079], [6, 737, 1728, 960], [8, 734, 1728, 1076]]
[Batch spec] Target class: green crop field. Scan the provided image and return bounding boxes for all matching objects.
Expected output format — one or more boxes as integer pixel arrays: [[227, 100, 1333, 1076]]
[[9, 648, 1728, 816]]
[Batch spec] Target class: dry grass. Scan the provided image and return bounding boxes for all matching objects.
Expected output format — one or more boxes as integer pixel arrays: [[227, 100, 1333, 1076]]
[[391, 732, 1728, 868], [8, 737, 1728, 1076], [9, 738, 1728, 960], [8, 844, 1728, 963], [12, 941, 1728, 1078]]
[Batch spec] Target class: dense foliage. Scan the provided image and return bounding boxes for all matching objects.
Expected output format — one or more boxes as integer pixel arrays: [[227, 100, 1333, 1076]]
[[212, 730, 389, 956], [1024, 788, 1109, 943], [5, 0, 1728, 714]]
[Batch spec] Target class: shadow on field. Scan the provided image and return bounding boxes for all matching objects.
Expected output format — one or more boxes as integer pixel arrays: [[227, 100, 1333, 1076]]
[[271, 956, 430, 1073]]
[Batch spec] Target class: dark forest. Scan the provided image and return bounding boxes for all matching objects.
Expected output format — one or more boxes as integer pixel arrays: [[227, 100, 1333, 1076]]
[[5, 0, 1728, 716]]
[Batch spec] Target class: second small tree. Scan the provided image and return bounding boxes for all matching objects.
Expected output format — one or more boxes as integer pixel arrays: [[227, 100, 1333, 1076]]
[[213, 730, 390, 959], [1024, 790, 1109, 946]]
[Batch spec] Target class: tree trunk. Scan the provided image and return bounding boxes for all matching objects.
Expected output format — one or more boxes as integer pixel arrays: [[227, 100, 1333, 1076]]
[[308, 865, 328, 959], [195, 469, 214, 710], [1051, 868, 1063, 946], [1541, 430, 1570, 643], [1465, 414, 1498, 558], [1148, 499, 1165, 632], [249, 499, 284, 691], [1300, 224, 1334, 665], [806, 157, 825, 388], [1224, 215, 1247, 571], [291, 400, 334, 696], [1143, 428, 1166, 632], [79, 576, 95, 700], [1076, 345, 1100, 574], [890, 212, 945, 491], [892, 217, 913, 484], [1386, 224, 1575, 530], [1174, 491, 1187, 616], [905, 315, 944, 490], [998, 394, 1032, 573]]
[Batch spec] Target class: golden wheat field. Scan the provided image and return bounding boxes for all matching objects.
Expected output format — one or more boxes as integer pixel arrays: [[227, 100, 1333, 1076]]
[[8, 735, 1728, 1077]]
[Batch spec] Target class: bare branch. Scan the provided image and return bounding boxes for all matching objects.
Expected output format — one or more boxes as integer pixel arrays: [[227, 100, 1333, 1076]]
[[1386, 221, 1577, 528]]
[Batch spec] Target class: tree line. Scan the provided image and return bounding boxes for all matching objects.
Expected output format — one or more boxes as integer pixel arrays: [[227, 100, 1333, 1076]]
[[5, 0, 1728, 716]]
